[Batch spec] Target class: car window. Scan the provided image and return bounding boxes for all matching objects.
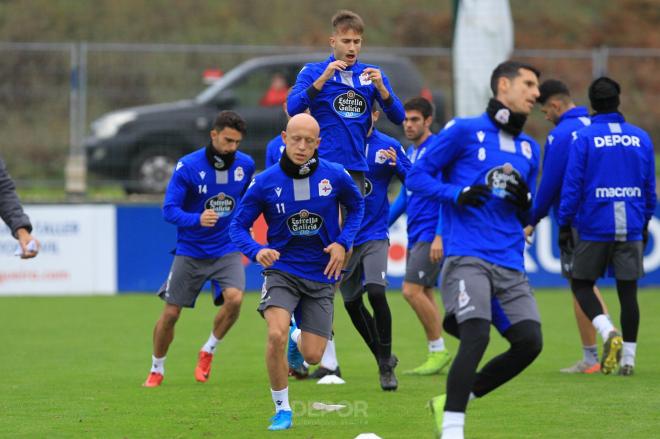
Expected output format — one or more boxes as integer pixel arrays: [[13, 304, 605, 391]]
[[229, 65, 299, 108]]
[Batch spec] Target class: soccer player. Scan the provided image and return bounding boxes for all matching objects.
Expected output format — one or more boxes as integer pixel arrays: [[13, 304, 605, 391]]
[[265, 102, 343, 380], [287, 9, 404, 193], [388, 97, 451, 375], [339, 109, 411, 390], [0, 157, 39, 258], [143, 111, 255, 387], [558, 77, 656, 376], [406, 61, 543, 439], [230, 113, 364, 431], [526, 79, 611, 374]]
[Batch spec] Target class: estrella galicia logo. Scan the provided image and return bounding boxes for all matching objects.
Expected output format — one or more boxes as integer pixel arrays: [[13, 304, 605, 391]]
[[205, 192, 235, 217], [333, 90, 367, 118], [485, 163, 522, 199], [364, 178, 373, 197], [287, 209, 323, 236]]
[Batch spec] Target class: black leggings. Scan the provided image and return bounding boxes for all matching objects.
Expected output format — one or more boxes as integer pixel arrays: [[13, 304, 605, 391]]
[[571, 278, 639, 342], [444, 318, 542, 412], [344, 284, 392, 361]]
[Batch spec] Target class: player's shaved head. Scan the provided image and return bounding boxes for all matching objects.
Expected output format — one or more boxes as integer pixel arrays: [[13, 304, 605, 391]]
[[286, 113, 320, 136], [282, 113, 321, 165]]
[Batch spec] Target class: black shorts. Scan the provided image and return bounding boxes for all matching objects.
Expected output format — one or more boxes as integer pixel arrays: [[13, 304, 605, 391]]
[[572, 239, 644, 281]]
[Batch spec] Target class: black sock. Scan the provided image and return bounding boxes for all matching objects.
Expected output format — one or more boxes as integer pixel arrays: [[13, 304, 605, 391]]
[[366, 284, 392, 360], [445, 319, 490, 412], [616, 280, 639, 342], [344, 296, 379, 360], [571, 278, 602, 320], [472, 320, 542, 398]]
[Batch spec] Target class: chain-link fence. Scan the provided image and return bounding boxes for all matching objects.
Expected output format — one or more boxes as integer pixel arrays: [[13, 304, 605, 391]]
[[1, 42, 658, 196]]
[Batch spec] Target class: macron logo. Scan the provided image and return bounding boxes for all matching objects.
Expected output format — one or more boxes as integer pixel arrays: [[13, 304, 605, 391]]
[[595, 186, 642, 198], [594, 135, 641, 148]]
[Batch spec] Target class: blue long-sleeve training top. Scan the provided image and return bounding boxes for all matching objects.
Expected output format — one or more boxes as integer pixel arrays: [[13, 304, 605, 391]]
[[355, 129, 411, 246], [287, 54, 404, 172], [558, 112, 656, 241], [163, 147, 255, 259], [406, 114, 540, 272], [387, 135, 444, 248], [229, 158, 364, 283], [530, 106, 591, 226]]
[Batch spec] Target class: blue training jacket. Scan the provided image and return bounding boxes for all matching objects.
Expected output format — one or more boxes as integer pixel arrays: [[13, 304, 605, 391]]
[[388, 135, 444, 248], [265, 133, 285, 169], [558, 112, 656, 241], [355, 129, 411, 246], [229, 159, 364, 283], [163, 147, 255, 259], [287, 54, 404, 172], [530, 106, 591, 226], [406, 114, 540, 272]]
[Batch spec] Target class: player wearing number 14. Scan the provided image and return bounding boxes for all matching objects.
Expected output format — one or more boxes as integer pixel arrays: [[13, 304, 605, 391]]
[[143, 111, 255, 388]]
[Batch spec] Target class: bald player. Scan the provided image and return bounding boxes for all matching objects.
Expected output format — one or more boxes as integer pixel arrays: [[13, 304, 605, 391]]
[[230, 113, 364, 431]]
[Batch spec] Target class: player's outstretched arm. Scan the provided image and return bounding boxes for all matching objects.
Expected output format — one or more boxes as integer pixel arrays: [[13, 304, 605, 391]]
[[406, 143, 462, 203]]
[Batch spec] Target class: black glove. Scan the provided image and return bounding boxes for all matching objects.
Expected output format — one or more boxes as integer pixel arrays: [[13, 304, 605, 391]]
[[456, 184, 491, 207], [504, 178, 532, 211], [643, 222, 649, 249], [558, 225, 574, 253]]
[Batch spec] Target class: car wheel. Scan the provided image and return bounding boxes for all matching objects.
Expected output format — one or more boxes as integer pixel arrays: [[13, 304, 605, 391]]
[[128, 148, 180, 194]]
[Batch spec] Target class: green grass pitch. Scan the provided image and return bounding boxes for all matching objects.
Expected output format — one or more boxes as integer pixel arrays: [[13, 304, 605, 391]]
[[2, 289, 660, 438]]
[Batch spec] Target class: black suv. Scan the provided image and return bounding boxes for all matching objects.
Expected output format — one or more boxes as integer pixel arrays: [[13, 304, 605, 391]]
[[85, 53, 444, 193]]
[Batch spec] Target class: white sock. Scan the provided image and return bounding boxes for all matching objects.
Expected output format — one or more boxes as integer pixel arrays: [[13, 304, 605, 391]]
[[201, 332, 220, 354], [290, 328, 301, 345], [582, 344, 599, 365], [592, 314, 615, 341], [429, 337, 446, 353], [321, 338, 338, 370], [442, 411, 465, 439], [271, 387, 291, 412], [468, 392, 477, 401], [150, 355, 166, 374], [622, 342, 637, 366]]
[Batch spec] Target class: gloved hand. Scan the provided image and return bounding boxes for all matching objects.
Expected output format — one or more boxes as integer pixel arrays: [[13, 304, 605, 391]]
[[504, 178, 532, 211], [558, 225, 574, 253], [456, 184, 490, 207]]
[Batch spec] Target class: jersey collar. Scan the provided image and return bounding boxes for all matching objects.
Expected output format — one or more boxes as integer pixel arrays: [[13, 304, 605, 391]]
[[558, 106, 589, 124], [591, 112, 625, 124]]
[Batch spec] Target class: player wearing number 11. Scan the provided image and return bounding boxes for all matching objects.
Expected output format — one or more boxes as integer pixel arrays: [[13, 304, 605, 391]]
[[230, 113, 364, 431]]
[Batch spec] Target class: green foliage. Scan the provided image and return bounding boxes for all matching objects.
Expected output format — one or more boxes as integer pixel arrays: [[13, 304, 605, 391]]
[[1, 290, 660, 437]]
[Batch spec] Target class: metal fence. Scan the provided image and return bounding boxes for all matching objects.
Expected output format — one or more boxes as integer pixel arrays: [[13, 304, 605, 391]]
[[1, 42, 658, 194]]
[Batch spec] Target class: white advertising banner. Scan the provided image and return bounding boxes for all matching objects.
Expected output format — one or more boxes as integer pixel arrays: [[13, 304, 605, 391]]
[[0, 205, 116, 295]]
